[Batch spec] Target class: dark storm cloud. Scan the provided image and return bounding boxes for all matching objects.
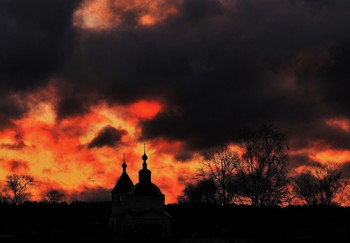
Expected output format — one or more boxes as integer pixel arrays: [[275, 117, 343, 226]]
[[138, 0, 350, 151], [289, 154, 321, 169], [0, 0, 81, 90], [302, 0, 336, 10], [69, 186, 110, 201], [287, 120, 350, 151], [174, 152, 194, 162], [55, 88, 92, 119], [0, 0, 81, 127], [3, 0, 350, 162], [88, 126, 127, 149], [0, 95, 27, 128], [53, 0, 350, 157]]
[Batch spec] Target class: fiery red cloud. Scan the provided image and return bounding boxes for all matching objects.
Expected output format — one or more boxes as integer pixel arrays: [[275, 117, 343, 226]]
[[1, 85, 350, 204], [0, 85, 200, 203], [2, 0, 350, 206]]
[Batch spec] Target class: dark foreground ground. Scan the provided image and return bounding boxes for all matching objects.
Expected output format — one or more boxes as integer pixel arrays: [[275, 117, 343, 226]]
[[1, 202, 350, 242]]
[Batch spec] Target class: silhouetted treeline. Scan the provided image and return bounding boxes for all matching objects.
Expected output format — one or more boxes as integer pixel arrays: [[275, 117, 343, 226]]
[[0, 201, 113, 243], [167, 203, 350, 242], [179, 125, 348, 207], [1, 202, 350, 242]]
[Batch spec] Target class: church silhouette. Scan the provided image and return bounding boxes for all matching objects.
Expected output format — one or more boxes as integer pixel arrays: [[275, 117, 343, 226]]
[[109, 147, 171, 235]]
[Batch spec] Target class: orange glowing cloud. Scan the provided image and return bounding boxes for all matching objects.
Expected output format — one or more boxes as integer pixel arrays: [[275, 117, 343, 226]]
[[0, 86, 198, 204], [311, 149, 350, 164], [74, 0, 181, 30], [5, 85, 350, 205], [74, 0, 122, 30], [326, 118, 350, 132]]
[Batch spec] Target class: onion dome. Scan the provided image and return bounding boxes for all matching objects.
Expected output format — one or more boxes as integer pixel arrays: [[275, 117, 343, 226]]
[[142, 153, 148, 162], [129, 146, 163, 196], [129, 182, 162, 196]]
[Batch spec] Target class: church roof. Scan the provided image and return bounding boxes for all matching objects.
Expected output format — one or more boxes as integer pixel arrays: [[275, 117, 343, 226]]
[[112, 155, 134, 193], [112, 172, 134, 193], [129, 182, 163, 196]]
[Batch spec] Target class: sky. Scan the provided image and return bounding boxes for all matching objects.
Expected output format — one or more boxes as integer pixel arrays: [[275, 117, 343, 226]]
[[1, 0, 350, 204]]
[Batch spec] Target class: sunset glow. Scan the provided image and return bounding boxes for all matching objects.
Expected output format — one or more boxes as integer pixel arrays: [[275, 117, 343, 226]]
[[128, 100, 163, 120], [2, 0, 350, 207], [2, 85, 350, 203], [0, 86, 200, 203]]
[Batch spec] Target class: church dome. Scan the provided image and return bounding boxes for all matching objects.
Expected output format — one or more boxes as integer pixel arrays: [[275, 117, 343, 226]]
[[129, 182, 163, 196]]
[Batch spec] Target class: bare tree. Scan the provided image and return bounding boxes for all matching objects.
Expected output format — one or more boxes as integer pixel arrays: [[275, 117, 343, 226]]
[[236, 125, 291, 206], [42, 189, 65, 203], [1, 174, 34, 205], [293, 172, 317, 205], [178, 179, 217, 204], [294, 162, 347, 206], [199, 147, 241, 205]]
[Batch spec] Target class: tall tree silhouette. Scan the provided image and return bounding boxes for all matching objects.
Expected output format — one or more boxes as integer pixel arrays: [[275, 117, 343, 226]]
[[198, 147, 240, 205], [42, 189, 65, 203], [1, 174, 34, 205], [178, 179, 217, 204], [236, 126, 291, 206], [294, 162, 347, 206]]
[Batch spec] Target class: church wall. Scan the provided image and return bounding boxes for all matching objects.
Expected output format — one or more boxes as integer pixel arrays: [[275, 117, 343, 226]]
[[132, 211, 171, 233], [129, 195, 165, 212], [110, 210, 171, 234], [112, 193, 131, 214]]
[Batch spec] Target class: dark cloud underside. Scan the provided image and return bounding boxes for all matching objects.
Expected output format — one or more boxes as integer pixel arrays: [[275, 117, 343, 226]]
[[0, 0, 81, 127], [88, 126, 127, 149], [2, 0, 350, 159]]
